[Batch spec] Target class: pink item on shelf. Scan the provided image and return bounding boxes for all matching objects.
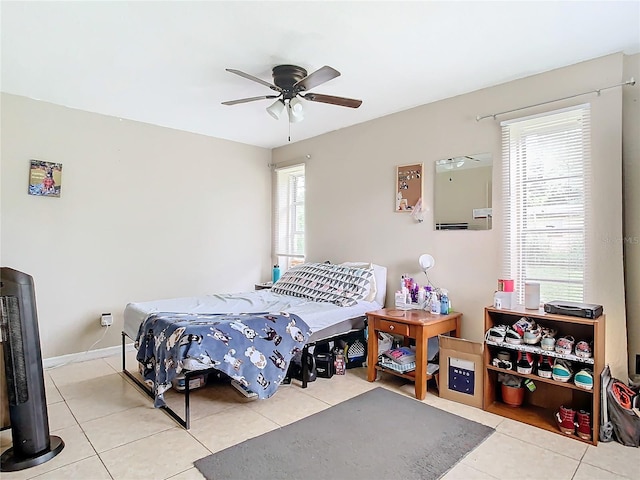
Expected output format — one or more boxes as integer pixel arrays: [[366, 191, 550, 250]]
[[498, 279, 514, 292]]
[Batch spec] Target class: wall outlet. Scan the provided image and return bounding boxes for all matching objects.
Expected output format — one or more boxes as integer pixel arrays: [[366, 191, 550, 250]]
[[100, 313, 113, 327]]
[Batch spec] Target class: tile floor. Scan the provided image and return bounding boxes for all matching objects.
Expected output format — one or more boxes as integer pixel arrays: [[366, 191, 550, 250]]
[[1, 351, 638, 480]]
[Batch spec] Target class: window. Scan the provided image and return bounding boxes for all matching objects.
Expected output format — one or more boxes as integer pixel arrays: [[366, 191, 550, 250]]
[[274, 164, 305, 271], [502, 105, 591, 304]]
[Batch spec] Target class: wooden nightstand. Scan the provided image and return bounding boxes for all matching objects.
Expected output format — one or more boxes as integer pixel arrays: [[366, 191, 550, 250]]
[[367, 308, 462, 400], [254, 282, 273, 290]]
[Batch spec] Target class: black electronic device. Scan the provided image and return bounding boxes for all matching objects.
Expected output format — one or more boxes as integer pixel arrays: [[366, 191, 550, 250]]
[[543, 300, 603, 319], [0, 268, 64, 472]]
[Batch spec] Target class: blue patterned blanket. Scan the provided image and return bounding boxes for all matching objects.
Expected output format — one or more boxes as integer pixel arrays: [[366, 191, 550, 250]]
[[135, 311, 310, 407]]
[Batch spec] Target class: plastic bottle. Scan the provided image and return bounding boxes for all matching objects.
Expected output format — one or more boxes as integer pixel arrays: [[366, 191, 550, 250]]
[[431, 291, 440, 314], [440, 291, 449, 315], [424, 286, 432, 311], [272, 265, 281, 283], [417, 287, 426, 306]]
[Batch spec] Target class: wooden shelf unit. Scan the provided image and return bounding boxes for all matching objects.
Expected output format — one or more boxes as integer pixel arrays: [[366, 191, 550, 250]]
[[483, 306, 605, 445]]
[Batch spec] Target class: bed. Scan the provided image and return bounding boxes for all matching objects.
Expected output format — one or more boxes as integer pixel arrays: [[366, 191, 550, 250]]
[[121, 262, 387, 428]]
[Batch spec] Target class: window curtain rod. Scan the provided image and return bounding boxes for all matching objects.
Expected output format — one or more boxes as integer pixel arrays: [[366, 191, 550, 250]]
[[268, 154, 311, 169], [476, 77, 636, 122]]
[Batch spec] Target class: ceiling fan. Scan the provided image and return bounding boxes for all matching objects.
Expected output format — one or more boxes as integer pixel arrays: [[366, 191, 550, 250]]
[[222, 64, 362, 123]]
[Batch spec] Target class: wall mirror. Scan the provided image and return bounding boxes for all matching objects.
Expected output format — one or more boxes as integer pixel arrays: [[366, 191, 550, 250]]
[[434, 153, 492, 230], [396, 163, 423, 212]]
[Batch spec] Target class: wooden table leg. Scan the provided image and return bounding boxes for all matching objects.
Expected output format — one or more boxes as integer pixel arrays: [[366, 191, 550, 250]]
[[414, 326, 427, 400], [367, 319, 377, 382], [453, 315, 461, 338]]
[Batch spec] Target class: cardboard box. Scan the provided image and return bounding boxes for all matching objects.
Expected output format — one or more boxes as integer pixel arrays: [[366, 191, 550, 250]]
[[438, 335, 484, 408]]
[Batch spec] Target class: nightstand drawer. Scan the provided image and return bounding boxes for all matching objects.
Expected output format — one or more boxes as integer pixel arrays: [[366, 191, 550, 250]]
[[377, 319, 410, 336]]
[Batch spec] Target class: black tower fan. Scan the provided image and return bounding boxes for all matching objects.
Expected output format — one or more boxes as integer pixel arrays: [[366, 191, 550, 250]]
[[0, 268, 64, 472]]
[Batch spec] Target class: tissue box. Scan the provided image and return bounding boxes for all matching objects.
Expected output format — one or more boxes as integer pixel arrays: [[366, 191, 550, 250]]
[[493, 291, 515, 310]]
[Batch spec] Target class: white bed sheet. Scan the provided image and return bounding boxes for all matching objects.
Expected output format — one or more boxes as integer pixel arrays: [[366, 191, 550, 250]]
[[123, 289, 382, 341]]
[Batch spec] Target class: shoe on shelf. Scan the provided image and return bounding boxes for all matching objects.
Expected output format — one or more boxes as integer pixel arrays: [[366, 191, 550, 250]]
[[556, 405, 577, 435], [505, 327, 523, 345], [517, 351, 535, 374], [512, 317, 535, 336], [576, 410, 592, 440], [541, 326, 557, 339], [486, 325, 508, 343], [555, 335, 575, 355], [540, 326, 557, 351], [492, 350, 513, 370], [523, 325, 542, 345], [541, 336, 556, 351], [552, 359, 573, 383], [575, 340, 593, 358], [574, 368, 594, 390], [537, 355, 554, 379]]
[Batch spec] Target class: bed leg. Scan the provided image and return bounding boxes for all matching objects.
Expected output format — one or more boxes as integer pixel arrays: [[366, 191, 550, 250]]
[[301, 345, 309, 388], [121, 332, 126, 371], [184, 372, 191, 430]]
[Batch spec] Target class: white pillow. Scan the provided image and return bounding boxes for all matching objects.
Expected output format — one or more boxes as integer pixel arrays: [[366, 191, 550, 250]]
[[271, 262, 373, 307], [340, 262, 377, 302]]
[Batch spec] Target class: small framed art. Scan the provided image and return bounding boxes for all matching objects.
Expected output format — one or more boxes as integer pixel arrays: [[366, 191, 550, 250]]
[[29, 160, 62, 197], [395, 163, 422, 212]]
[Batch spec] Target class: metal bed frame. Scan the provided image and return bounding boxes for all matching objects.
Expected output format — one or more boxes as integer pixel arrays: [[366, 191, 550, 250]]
[[121, 321, 365, 429]]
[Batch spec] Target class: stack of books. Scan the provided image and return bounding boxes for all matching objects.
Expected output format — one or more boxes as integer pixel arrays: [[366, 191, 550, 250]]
[[379, 346, 416, 373]]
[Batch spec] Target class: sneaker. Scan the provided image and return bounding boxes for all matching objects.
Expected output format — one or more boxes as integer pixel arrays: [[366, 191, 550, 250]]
[[576, 410, 592, 440], [552, 359, 573, 382], [512, 317, 534, 337], [555, 335, 575, 355], [517, 351, 535, 374], [541, 336, 556, 351], [574, 368, 594, 390], [537, 355, 554, 379], [523, 324, 542, 345], [485, 325, 508, 343], [556, 405, 577, 435], [541, 326, 557, 339], [505, 327, 523, 345], [492, 350, 513, 370], [575, 340, 593, 358]]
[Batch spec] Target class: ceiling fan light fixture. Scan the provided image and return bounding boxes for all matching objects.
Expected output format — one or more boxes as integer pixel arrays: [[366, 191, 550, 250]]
[[266, 99, 285, 119], [288, 98, 304, 123]]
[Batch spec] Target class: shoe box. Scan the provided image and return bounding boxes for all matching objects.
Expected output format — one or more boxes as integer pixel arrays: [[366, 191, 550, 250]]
[[439, 335, 484, 409]]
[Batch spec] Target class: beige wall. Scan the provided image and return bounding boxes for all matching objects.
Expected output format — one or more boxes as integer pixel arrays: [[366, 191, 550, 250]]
[[623, 53, 640, 377], [273, 53, 631, 379], [0, 94, 272, 358]]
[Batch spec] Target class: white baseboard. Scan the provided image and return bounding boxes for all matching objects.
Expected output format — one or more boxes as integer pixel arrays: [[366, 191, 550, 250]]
[[43, 343, 135, 369]]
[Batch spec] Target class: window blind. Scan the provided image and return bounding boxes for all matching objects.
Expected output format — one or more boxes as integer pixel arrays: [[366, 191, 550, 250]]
[[274, 164, 305, 269], [501, 105, 591, 305]]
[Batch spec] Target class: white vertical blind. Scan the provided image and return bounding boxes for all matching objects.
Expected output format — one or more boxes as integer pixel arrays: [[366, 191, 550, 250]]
[[274, 164, 305, 269], [501, 105, 591, 305]]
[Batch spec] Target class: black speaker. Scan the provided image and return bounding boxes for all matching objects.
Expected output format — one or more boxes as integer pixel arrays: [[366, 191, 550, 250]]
[[0, 268, 64, 472]]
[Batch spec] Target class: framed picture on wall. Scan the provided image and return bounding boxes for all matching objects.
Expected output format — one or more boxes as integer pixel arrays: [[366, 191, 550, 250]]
[[28, 160, 63, 197], [396, 163, 422, 212]]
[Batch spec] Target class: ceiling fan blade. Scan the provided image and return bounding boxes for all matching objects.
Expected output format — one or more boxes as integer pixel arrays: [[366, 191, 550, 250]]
[[302, 93, 362, 108], [222, 95, 279, 106], [225, 69, 281, 92], [294, 66, 340, 91]]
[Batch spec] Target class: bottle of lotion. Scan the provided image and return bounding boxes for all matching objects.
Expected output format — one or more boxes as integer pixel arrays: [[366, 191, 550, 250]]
[[431, 291, 440, 314]]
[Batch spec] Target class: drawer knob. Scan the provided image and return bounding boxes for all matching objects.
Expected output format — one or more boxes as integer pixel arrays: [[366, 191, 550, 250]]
[[389, 325, 394, 330]]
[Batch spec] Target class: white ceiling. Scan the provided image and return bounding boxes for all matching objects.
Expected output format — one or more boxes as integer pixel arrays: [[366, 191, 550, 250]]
[[2, 1, 639, 149]]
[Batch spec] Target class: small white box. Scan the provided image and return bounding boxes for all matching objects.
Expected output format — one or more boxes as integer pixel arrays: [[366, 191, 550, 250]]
[[493, 291, 514, 309]]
